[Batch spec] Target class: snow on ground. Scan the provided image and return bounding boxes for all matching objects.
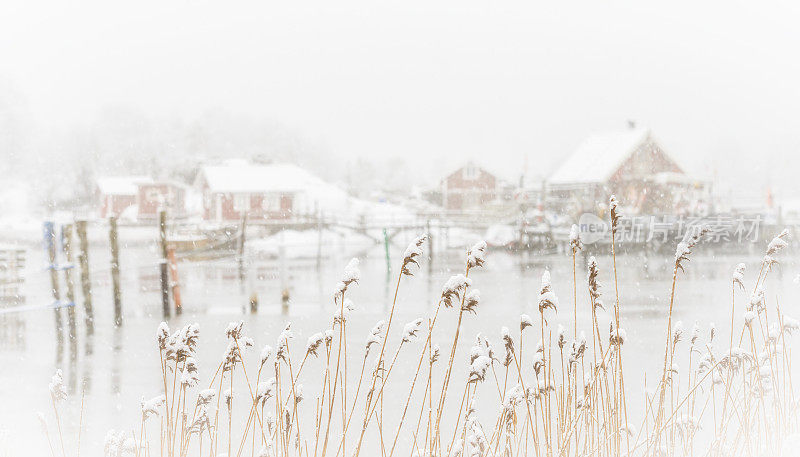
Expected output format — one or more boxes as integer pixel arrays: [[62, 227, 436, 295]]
[[246, 228, 376, 259], [198, 161, 415, 223]]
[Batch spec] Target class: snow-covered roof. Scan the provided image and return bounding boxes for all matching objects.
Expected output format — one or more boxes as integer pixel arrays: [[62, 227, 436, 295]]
[[96, 176, 153, 195], [196, 162, 323, 193], [196, 161, 416, 221], [549, 129, 653, 185]]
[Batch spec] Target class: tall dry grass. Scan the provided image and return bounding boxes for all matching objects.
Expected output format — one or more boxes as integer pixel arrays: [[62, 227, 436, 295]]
[[40, 199, 800, 457]]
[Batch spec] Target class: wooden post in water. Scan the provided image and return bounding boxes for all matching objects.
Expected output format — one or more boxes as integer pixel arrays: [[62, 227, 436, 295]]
[[43, 222, 64, 362], [167, 246, 182, 314], [237, 213, 247, 279], [158, 210, 170, 319], [61, 224, 78, 361], [383, 228, 391, 275], [316, 210, 323, 270], [426, 219, 433, 271], [75, 220, 94, 336], [109, 217, 122, 327]]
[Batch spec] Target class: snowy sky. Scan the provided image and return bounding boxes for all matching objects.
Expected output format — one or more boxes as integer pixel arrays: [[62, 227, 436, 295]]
[[1, 0, 799, 200]]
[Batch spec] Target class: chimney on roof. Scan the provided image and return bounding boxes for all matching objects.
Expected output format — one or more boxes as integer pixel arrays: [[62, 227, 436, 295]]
[[627, 120, 637, 130]]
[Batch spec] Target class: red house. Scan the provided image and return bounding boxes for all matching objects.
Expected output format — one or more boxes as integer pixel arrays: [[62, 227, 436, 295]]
[[548, 128, 708, 214], [136, 181, 188, 220], [96, 176, 152, 218], [194, 162, 302, 222], [441, 162, 498, 210]]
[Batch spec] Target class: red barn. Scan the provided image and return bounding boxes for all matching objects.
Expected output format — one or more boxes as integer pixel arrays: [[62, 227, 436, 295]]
[[441, 162, 498, 210], [548, 128, 708, 214], [96, 176, 152, 218], [194, 162, 302, 222], [136, 181, 187, 220]]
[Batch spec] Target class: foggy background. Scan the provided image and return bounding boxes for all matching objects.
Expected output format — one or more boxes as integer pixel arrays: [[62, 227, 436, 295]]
[[1, 0, 799, 211]]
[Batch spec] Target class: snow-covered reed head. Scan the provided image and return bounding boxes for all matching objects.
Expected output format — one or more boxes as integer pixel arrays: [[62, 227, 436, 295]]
[[401, 234, 427, 276], [104, 430, 135, 457], [333, 299, 354, 326], [673, 321, 684, 346], [467, 240, 487, 269], [501, 327, 514, 367], [334, 258, 360, 300], [365, 320, 386, 352], [749, 286, 765, 313], [197, 388, 215, 406], [732, 263, 746, 290], [462, 289, 481, 314], [225, 320, 244, 340], [224, 388, 234, 410], [441, 274, 472, 308], [764, 228, 790, 269], [166, 323, 200, 364], [470, 334, 494, 363], [609, 322, 626, 347], [783, 315, 800, 335], [568, 333, 587, 368], [609, 195, 620, 233], [276, 323, 293, 362], [520, 314, 533, 332], [468, 339, 492, 383], [431, 344, 441, 364], [537, 270, 558, 316], [49, 369, 67, 402], [188, 405, 211, 436], [257, 378, 276, 406], [260, 345, 273, 368], [569, 224, 583, 254], [401, 318, 423, 343], [180, 357, 199, 387], [293, 384, 304, 405], [156, 322, 170, 350], [587, 257, 603, 310], [141, 395, 165, 420], [305, 332, 325, 357], [675, 226, 709, 272], [557, 324, 566, 350]]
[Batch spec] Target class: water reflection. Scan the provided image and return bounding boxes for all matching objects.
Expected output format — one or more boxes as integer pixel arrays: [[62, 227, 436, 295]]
[[111, 325, 123, 395], [0, 315, 25, 351], [2, 241, 799, 456]]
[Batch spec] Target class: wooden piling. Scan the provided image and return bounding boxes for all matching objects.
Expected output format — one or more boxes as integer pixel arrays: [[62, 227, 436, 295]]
[[237, 213, 248, 283], [382, 228, 391, 275], [316, 212, 323, 270], [75, 220, 94, 336], [426, 219, 434, 272], [61, 224, 78, 361], [158, 210, 170, 319], [249, 292, 258, 313], [109, 217, 122, 327], [43, 222, 64, 361], [167, 246, 182, 314]]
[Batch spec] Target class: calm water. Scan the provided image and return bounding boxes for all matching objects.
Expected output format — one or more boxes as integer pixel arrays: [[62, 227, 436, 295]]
[[1, 225, 798, 455]]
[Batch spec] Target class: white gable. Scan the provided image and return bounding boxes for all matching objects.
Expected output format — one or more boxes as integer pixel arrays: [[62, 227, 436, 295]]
[[198, 163, 322, 194], [96, 176, 153, 195], [549, 129, 651, 185]]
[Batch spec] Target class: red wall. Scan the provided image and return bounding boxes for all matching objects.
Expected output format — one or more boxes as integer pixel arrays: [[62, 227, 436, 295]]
[[100, 195, 136, 218], [137, 183, 186, 219], [444, 165, 497, 210], [203, 192, 294, 221]]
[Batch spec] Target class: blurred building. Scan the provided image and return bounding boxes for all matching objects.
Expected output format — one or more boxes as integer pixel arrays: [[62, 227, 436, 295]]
[[136, 180, 188, 220], [547, 128, 710, 215], [194, 161, 297, 222], [440, 162, 499, 210], [96, 176, 188, 221], [96, 176, 152, 218]]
